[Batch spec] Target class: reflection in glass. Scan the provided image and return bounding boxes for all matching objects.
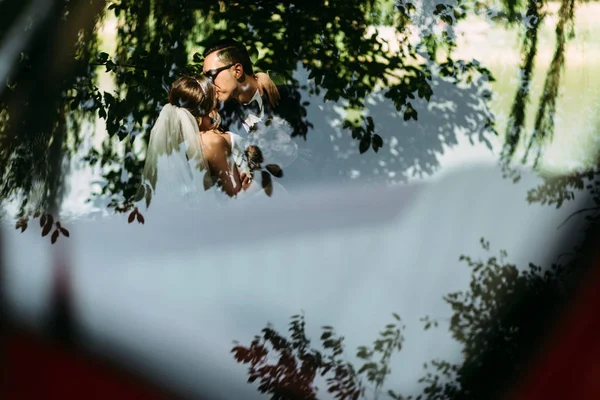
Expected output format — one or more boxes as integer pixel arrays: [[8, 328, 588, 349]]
[[2, 0, 600, 398]]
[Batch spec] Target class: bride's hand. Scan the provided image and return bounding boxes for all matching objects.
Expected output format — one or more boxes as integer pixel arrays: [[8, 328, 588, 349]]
[[255, 72, 280, 107], [240, 172, 253, 191]]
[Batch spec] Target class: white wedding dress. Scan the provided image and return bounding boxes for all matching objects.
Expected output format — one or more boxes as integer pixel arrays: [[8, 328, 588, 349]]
[[229, 130, 290, 200], [135, 105, 292, 207]]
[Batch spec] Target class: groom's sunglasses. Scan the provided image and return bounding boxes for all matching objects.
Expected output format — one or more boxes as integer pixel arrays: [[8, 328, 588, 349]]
[[204, 63, 236, 82]]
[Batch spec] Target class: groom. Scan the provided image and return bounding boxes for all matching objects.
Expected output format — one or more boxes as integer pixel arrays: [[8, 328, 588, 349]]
[[202, 38, 331, 188]]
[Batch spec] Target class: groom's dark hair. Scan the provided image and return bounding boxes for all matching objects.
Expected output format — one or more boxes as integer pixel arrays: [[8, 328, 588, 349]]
[[203, 38, 254, 76]]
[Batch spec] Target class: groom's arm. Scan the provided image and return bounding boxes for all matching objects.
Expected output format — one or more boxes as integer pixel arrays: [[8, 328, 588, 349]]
[[255, 72, 280, 107]]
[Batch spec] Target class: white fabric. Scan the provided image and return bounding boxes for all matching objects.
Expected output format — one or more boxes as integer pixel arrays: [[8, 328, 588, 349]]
[[229, 132, 248, 176], [244, 117, 298, 168], [234, 90, 298, 197], [135, 104, 212, 208], [229, 126, 292, 199], [240, 89, 264, 132]]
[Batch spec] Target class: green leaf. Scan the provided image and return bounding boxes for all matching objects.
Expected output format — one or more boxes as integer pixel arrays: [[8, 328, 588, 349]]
[[372, 134, 383, 152], [105, 60, 115, 72], [359, 134, 371, 154], [324, 90, 340, 102], [358, 362, 377, 374], [403, 103, 418, 121], [103, 92, 115, 105], [366, 116, 374, 131], [97, 52, 109, 63]]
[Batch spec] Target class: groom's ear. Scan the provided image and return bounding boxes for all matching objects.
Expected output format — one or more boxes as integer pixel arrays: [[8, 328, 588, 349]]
[[233, 63, 245, 79]]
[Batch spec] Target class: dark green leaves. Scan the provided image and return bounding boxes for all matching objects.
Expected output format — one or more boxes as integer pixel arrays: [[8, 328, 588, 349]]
[[105, 59, 116, 73], [403, 102, 418, 121], [372, 134, 383, 152], [343, 114, 384, 154], [96, 52, 109, 63], [359, 134, 371, 154]]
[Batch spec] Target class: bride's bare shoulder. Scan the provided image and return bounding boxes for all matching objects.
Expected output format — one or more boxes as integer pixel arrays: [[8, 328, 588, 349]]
[[217, 130, 233, 147], [201, 131, 229, 153]]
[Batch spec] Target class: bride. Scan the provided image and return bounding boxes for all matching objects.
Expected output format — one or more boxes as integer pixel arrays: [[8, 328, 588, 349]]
[[135, 75, 253, 208]]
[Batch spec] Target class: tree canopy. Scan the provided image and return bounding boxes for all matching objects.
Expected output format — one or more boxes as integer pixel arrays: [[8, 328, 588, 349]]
[[0, 0, 588, 232]]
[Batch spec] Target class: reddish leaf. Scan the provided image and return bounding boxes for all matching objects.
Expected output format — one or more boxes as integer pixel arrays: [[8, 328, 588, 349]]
[[261, 171, 273, 197], [46, 214, 54, 227], [136, 212, 145, 224], [56, 221, 62, 229], [15, 219, 28, 233], [59, 227, 70, 237], [265, 164, 283, 178], [40, 214, 47, 227], [51, 230, 59, 244], [41, 221, 52, 237], [128, 211, 135, 223]]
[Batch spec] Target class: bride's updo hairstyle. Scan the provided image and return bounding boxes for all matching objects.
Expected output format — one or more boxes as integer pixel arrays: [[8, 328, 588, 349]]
[[168, 75, 216, 118]]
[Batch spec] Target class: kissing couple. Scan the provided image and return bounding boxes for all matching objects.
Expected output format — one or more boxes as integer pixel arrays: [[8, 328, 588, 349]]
[[135, 38, 299, 207]]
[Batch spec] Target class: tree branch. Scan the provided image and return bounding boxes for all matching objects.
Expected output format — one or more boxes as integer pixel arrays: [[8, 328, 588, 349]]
[[557, 206, 600, 230]]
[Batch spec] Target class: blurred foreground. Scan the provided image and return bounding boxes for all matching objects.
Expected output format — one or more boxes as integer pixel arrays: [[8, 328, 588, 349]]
[[3, 164, 598, 399]]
